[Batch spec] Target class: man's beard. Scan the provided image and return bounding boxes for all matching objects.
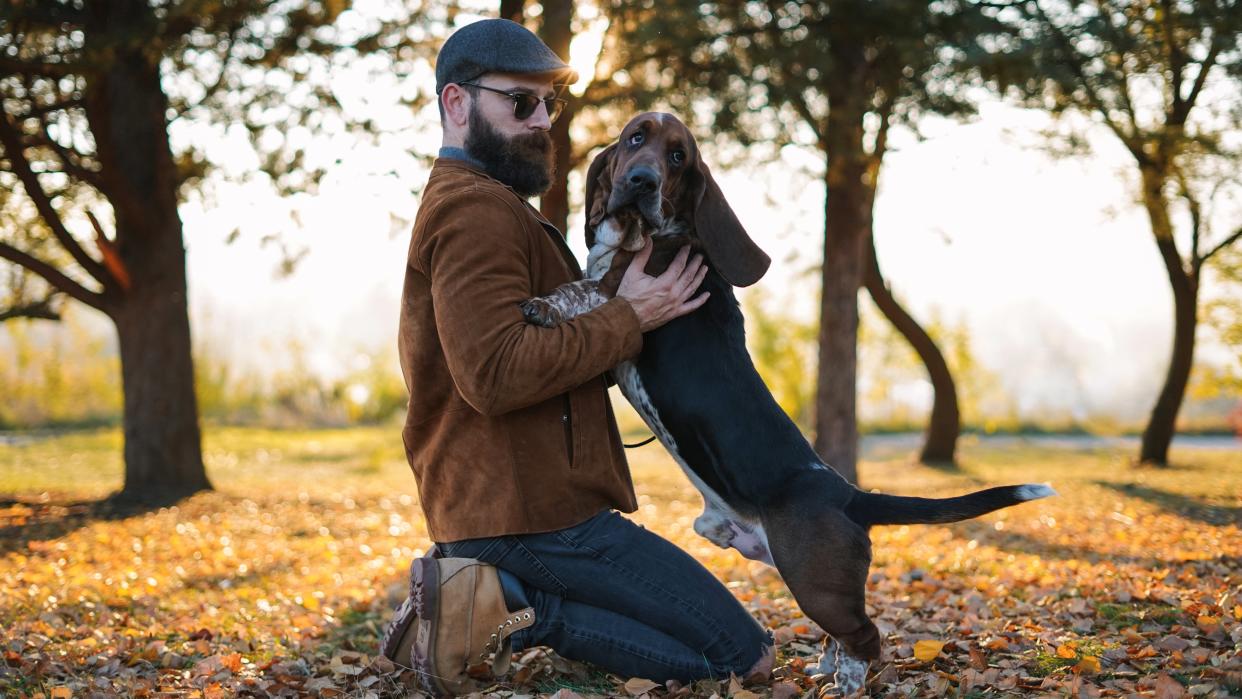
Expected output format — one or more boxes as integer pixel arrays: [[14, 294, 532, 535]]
[[464, 106, 555, 198]]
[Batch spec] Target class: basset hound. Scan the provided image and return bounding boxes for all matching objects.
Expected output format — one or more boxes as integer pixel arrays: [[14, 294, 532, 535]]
[[520, 112, 1054, 696]]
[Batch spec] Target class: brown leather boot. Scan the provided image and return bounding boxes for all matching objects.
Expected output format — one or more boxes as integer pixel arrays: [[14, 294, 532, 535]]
[[400, 556, 534, 697]]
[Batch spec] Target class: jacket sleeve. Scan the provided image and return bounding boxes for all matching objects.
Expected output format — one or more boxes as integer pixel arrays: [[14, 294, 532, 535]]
[[413, 190, 643, 416]]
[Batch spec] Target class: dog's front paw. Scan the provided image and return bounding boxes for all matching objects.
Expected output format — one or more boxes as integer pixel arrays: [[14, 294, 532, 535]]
[[520, 298, 562, 327], [832, 640, 869, 697]]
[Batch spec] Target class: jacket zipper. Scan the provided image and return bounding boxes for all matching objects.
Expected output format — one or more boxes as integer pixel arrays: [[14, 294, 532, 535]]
[[561, 394, 574, 467]]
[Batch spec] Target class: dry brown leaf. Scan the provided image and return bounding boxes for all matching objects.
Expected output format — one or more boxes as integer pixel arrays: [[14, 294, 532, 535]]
[[1153, 673, 1187, 699], [623, 677, 660, 696]]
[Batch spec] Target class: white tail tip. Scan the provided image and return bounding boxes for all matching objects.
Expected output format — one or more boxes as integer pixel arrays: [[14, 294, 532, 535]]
[[1016, 484, 1057, 501]]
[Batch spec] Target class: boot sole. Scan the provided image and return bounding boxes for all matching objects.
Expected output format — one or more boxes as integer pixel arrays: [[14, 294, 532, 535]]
[[380, 553, 431, 668], [410, 556, 449, 697], [380, 558, 444, 695]]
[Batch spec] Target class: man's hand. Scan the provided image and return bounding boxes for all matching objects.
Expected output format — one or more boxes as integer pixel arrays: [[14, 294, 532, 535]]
[[616, 242, 710, 332]]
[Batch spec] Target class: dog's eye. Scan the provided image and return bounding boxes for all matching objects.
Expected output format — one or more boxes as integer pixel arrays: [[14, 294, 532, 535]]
[[628, 131, 644, 146], [669, 150, 685, 165]]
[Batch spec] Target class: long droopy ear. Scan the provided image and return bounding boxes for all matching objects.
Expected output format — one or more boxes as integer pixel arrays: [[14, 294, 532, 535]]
[[583, 143, 617, 249], [691, 158, 770, 287]]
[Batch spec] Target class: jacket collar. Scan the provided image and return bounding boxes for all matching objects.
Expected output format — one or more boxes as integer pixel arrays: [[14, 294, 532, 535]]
[[432, 158, 559, 228], [430, 157, 581, 275]]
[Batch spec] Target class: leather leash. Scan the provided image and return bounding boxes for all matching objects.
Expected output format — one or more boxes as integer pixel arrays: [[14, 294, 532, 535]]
[[624, 435, 657, 449]]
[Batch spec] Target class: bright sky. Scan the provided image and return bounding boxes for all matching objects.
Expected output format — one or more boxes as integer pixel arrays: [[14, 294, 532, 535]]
[[47, 8, 1242, 426], [172, 94, 1238, 424]]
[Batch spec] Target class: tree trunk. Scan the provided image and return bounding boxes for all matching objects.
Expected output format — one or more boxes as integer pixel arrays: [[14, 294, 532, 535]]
[[499, 0, 524, 22], [114, 281, 210, 502], [813, 28, 869, 484], [1138, 169, 1198, 466], [85, 4, 210, 502], [863, 230, 961, 464], [537, 0, 574, 236]]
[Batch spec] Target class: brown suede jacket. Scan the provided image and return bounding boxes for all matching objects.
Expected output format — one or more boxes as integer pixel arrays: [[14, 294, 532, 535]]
[[398, 158, 642, 542]]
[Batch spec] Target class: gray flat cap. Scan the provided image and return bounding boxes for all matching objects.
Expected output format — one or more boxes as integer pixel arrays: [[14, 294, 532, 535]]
[[435, 19, 577, 94]]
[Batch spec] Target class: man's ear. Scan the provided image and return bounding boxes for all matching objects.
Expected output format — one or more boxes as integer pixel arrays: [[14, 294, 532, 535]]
[[441, 84, 471, 127], [690, 157, 770, 287], [583, 143, 617, 249]]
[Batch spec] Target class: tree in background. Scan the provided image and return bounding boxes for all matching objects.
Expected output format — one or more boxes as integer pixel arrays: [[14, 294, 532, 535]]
[[0, 0, 432, 502], [506, 0, 665, 237], [987, 0, 1242, 465], [603, 0, 1012, 478]]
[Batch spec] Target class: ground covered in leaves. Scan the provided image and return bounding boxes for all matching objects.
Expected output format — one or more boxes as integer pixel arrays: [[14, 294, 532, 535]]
[[1, 427, 1239, 698]]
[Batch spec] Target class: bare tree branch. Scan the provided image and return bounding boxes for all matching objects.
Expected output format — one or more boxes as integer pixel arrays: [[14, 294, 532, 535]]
[[0, 57, 79, 78], [1026, 0, 1144, 160], [0, 241, 106, 312], [168, 21, 243, 122], [0, 296, 61, 322], [0, 111, 110, 285], [1180, 35, 1222, 121], [1161, 0, 1187, 122], [1175, 168, 1204, 269], [23, 97, 85, 121], [35, 121, 103, 187], [1202, 226, 1242, 264]]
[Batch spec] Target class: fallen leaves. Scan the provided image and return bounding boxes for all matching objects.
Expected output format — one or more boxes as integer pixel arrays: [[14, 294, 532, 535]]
[[1, 434, 1240, 697]]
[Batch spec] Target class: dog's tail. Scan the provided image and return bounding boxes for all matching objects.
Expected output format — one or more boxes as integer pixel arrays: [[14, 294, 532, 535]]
[[845, 484, 1056, 527]]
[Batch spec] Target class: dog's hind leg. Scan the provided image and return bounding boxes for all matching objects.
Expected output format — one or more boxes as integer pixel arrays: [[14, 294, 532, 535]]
[[764, 490, 879, 695]]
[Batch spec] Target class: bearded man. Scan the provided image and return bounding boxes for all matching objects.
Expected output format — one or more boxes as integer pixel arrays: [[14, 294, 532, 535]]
[[384, 18, 774, 697]]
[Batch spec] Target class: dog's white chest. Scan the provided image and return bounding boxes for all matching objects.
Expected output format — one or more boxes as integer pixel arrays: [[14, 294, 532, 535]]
[[585, 238, 772, 565], [612, 361, 773, 566]]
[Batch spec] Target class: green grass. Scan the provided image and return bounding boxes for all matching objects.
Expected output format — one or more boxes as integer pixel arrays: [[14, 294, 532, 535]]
[[0, 425, 414, 498], [1096, 602, 1184, 627], [1029, 639, 1114, 677]]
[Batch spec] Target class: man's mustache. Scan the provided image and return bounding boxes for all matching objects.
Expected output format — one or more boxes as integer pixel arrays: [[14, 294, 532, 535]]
[[510, 132, 552, 153]]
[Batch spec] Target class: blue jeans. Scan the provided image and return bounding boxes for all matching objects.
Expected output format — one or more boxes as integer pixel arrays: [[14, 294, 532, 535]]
[[438, 509, 772, 682]]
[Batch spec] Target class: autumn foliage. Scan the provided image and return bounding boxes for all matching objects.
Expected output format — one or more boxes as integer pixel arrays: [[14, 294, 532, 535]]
[[0, 428, 1239, 698]]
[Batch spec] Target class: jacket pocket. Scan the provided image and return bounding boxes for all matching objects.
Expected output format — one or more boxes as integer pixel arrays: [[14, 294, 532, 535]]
[[569, 379, 611, 472]]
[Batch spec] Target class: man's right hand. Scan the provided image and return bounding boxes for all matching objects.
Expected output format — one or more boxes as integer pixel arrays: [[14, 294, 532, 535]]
[[616, 242, 710, 332]]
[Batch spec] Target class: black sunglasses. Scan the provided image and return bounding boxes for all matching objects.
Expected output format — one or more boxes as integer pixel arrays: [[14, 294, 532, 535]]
[[460, 82, 567, 122]]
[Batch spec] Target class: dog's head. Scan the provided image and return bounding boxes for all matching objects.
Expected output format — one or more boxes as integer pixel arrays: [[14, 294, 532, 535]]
[[584, 112, 770, 287]]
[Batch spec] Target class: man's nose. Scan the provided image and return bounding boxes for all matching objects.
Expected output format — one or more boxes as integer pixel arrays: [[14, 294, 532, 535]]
[[527, 102, 552, 130]]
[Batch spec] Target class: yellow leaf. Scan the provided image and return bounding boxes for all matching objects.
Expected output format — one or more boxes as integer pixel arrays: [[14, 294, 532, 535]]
[[51, 689, 72, 699], [1056, 644, 1078, 659], [1233, 605, 1242, 621], [1196, 615, 1220, 631], [1075, 656, 1101, 674], [913, 639, 946, 662]]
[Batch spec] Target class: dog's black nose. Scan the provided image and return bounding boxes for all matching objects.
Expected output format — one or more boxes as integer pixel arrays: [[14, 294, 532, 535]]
[[626, 166, 659, 192]]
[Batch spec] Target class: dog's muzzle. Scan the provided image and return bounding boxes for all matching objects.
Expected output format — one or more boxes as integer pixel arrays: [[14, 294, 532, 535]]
[[608, 165, 665, 229]]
